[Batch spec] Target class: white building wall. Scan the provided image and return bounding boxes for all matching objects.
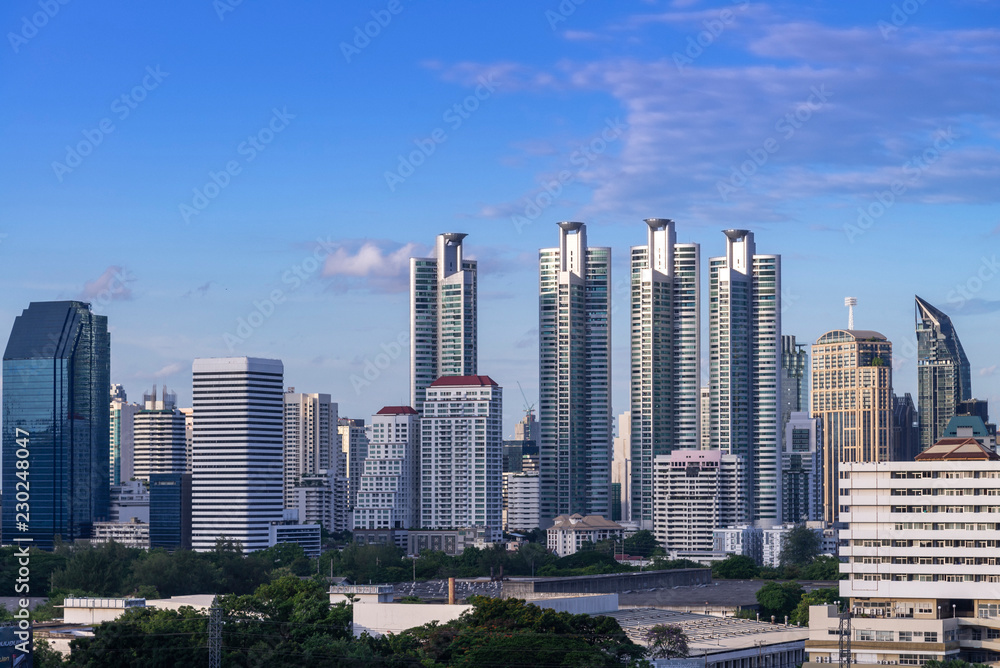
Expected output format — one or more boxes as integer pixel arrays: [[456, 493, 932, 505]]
[[354, 409, 420, 531]]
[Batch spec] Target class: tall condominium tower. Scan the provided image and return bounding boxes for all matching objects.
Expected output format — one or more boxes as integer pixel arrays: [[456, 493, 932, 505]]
[[708, 230, 782, 526], [630, 218, 701, 530], [539, 222, 612, 526], [282, 390, 338, 507], [2, 301, 110, 549], [110, 384, 140, 485], [811, 329, 894, 523], [338, 417, 368, 510], [612, 411, 632, 524], [410, 233, 477, 414], [191, 357, 284, 553], [354, 406, 420, 531], [780, 335, 808, 425], [420, 376, 502, 537], [916, 296, 972, 451], [133, 386, 187, 481], [781, 412, 823, 523]]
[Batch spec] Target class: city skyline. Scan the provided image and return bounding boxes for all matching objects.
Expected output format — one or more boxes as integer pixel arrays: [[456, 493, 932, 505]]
[[1, 2, 999, 437]]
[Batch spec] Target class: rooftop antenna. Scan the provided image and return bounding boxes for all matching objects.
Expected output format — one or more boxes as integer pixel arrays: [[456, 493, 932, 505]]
[[845, 297, 857, 330]]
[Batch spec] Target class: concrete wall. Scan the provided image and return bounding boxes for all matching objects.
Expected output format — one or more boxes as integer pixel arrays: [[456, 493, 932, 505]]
[[530, 594, 619, 615], [502, 568, 710, 597]]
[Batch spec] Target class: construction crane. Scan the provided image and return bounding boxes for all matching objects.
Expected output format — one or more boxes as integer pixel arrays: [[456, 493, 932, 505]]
[[516, 381, 536, 419]]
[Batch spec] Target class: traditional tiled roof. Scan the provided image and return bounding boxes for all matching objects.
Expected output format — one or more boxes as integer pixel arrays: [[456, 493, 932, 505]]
[[915, 437, 999, 461]]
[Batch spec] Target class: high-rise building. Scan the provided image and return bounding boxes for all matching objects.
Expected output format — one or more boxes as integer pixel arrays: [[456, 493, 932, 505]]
[[149, 472, 192, 551], [780, 335, 808, 425], [506, 471, 541, 532], [811, 329, 894, 524], [781, 412, 823, 523], [708, 230, 782, 526], [630, 218, 701, 530], [133, 386, 187, 482], [178, 407, 194, 473], [916, 296, 973, 451], [893, 392, 920, 462], [410, 233, 477, 414], [539, 222, 612, 526], [110, 384, 140, 486], [612, 411, 632, 524], [504, 410, 540, 473], [420, 376, 502, 539], [338, 417, 368, 510], [2, 301, 110, 549], [282, 390, 338, 507], [653, 450, 745, 554], [700, 387, 711, 450], [353, 406, 420, 531], [191, 357, 284, 553]]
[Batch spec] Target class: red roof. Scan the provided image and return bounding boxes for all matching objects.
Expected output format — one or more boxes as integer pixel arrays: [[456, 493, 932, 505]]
[[428, 375, 498, 387], [376, 406, 418, 415]]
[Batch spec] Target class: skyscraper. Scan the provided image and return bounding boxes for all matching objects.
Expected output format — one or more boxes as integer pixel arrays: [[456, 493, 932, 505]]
[[916, 296, 972, 451], [133, 385, 187, 481], [538, 222, 612, 526], [612, 411, 632, 524], [811, 329, 894, 523], [282, 390, 338, 507], [191, 357, 284, 553], [2, 301, 110, 549], [420, 376, 502, 537], [410, 232, 477, 414], [780, 335, 808, 425], [781, 412, 822, 523], [110, 384, 140, 486], [708, 230, 782, 526], [353, 406, 420, 531], [338, 417, 368, 510], [630, 218, 701, 530]]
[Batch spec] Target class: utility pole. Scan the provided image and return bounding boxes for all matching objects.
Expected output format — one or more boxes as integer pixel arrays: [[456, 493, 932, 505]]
[[839, 608, 852, 668], [209, 598, 222, 668]]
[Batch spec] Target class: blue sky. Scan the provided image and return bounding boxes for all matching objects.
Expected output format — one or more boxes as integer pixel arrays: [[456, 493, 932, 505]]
[[1, 0, 998, 434]]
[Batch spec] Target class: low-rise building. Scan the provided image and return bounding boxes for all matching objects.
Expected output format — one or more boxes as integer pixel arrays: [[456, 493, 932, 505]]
[[91, 519, 149, 549], [547, 514, 624, 557]]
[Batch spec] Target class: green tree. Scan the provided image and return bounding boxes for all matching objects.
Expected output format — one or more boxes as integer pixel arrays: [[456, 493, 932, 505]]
[[51, 541, 142, 596], [66, 606, 207, 667], [33, 638, 67, 668], [624, 531, 662, 558], [712, 555, 759, 580], [802, 555, 843, 581], [646, 624, 689, 659], [779, 525, 820, 568], [128, 549, 221, 597], [789, 587, 841, 626], [756, 582, 804, 621]]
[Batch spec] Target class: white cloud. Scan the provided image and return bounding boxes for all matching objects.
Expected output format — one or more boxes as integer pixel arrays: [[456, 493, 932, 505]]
[[79, 266, 134, 304], [322, 241, 427, 293]]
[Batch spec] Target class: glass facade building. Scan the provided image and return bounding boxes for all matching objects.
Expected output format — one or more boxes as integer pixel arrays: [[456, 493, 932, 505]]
[[916, 296, 972, 452], [149, 472, 192, 551], [2, 301, 110, 549]]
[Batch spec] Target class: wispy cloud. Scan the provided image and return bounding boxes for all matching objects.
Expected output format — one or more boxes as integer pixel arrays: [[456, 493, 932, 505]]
[[322, 240, 427, 293], [79, 266, 134, 302], [153, 362, 184, 378], [982, 365, 998, 378]]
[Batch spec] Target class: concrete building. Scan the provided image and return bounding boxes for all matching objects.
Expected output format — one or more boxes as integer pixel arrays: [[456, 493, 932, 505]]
[[700, 387, 711, 450], [547, 514, 624, 557], [178, 407, 194, 473], [291, 474, 337, 532], [811, 329, 895, 523], [420, 376, 502, 538], [110, 479, 149, 523], [354, 406, 420, 531], [191, 357, 284, 553], [781, 335, 809, 426], [805, 438, 1000, 667], [714, 522, 837, 568], [612, 410, 633, 523], [539, 222, 612, 526], [506, 471, 540, 532], [653, 450, 745, 553], [713, 525, 763, 565], [410, 232, 477, 414], [630, 219, 701, 531], [91, 518, 149, 549], [916, 296, 972, 452], [110, 384, 140, 486], [133, 386, 187, 482], [782, 412, 823, 524], [283, 391, 338, 505], [339, 417, 368, 510], [267, 517, 321, 558], [708, 229, 782, 527]]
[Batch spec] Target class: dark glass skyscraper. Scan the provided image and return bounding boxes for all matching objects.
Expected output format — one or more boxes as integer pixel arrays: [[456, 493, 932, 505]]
[[916, 296, 972, 451], [2, 301, 111, 549]]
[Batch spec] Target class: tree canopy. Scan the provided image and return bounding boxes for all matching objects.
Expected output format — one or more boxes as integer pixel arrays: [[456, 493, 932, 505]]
[[779, 525, 821, 568], [755, 582, 805, 622]]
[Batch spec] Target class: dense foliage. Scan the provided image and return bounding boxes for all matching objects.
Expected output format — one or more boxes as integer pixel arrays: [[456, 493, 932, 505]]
[[711, 553, 842, 582], [778, 525, 821, 568], [646, 624, 690, 659], [789, 587, 842, 626]]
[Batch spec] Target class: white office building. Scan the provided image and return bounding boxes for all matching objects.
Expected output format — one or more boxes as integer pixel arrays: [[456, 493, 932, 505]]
[[420, 376, 502, 539], [653, 449, 745, 553], [708, 229, 782, 526], [354, 406, 420, 531], [110, 384, 140, 486], [191, 357, 284, 553], [539, 222, 612, 526], [133, 386, 187, 482], [630, 218, 701, 530], [410, 233, 477, 415], [547, 514, 625, 558], [506, 471, 541, 532]]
